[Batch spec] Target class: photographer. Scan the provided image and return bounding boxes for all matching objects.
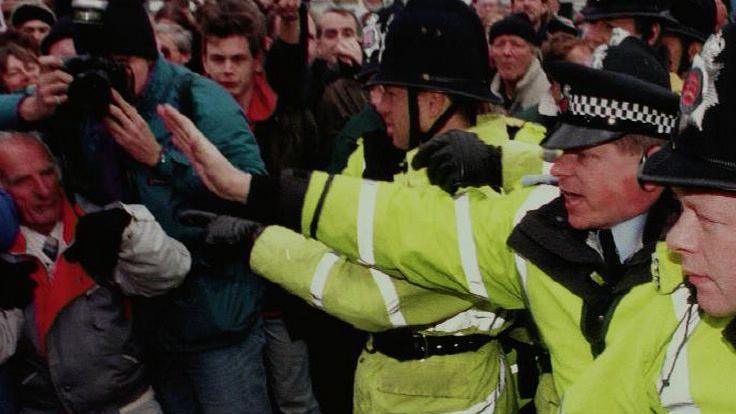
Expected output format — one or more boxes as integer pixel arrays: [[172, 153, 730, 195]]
[[6, 0, 272, 412]]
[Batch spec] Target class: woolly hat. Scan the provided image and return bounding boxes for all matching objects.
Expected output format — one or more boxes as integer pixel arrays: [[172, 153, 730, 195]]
[[11, 1, 56, 28], [488, 12, 539, 46]]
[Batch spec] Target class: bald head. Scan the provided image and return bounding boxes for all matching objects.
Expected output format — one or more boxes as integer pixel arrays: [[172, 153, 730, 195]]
[[0, 132, 62, 234]]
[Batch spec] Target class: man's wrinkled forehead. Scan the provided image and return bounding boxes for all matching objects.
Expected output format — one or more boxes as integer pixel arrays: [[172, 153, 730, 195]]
[[0, 139, 53, 179]]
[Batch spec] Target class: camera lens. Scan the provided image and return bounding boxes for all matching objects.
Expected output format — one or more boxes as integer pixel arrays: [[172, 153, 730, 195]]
[[67, 69, 112, 117]]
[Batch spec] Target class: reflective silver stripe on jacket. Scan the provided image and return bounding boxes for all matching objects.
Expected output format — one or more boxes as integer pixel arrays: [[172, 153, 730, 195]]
[[658, 285, 701, 413], [310, 252, 341, 309], [358, 181, 407, 327], [455, 193, 490, 299], [512, 186, 560, 298]]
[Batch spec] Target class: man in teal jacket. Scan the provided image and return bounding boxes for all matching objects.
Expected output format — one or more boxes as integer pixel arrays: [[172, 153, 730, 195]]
[[1, 1, 270, 412]]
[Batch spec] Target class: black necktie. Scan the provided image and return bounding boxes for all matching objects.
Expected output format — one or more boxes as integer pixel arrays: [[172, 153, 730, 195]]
[[42, 236, 59, 261], [598, 229, 621, 284], [599, 229, 620, 265]]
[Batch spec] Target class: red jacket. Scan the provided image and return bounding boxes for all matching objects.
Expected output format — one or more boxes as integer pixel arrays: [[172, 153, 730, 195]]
[[9, 198, 148, 412], [9, 199, 94, 355]]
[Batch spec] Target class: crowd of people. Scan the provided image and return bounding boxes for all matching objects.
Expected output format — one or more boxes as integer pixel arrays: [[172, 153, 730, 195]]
[[0, 0, 734, 413]]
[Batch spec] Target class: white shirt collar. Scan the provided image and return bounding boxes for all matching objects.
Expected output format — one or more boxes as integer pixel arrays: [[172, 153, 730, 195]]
[[610, 212, 648, 262], [20, 222, 66, 274], [586, 213, 648, 263]]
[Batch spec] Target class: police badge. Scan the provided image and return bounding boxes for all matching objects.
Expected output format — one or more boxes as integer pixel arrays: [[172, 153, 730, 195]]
[[679, 31, 726, 132]]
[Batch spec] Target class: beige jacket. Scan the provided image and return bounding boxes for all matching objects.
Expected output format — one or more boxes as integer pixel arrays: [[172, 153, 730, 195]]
[[491, 58, 551, 117]]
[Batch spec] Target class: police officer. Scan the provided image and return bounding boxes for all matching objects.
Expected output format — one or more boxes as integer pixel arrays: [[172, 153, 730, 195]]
[[578, 0, 685, 93], [561, 23, 736, 413], [170, 0, 546, 412], [660, 0, 717, 77], [158, 15, 688, 414], [578, 0, 675, 48]]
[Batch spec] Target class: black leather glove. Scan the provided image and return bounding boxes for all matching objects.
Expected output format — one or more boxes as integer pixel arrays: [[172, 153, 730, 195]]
[[411, 129, 502, 194], [64, 207, 132, 283], [362, 129, 406, 181], [179, 210, 265, 264], [0, 253, 37, 309]]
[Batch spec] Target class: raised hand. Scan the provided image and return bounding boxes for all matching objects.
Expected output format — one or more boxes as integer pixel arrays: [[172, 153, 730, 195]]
[[157, 104, 252, 203], [335, 37, 363, 67], [19, 56, 73, 122], [104, 89, 162, 167]]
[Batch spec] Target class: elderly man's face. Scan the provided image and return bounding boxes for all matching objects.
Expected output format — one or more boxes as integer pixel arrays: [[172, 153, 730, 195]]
[[491, 35, 535, 84], [0, 140, 62, 235], [19, 19, 51, 46], [550, 140, 662, 230], [667, 190, 736, 317]]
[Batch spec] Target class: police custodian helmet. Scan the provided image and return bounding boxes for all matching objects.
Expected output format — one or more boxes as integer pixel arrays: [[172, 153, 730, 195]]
[[640, 24, 736, 191], [368, 0, 500, 104], [580, 0, 676, 24]]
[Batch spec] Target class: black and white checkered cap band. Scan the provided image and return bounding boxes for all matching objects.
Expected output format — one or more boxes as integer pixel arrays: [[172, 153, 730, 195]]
[[567, 93, 678, 134]]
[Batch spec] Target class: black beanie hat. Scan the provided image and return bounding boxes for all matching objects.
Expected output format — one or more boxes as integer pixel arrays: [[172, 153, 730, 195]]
[[488, 13, 539, 46], [41, 15, 73, 55], [11, 2, 56, 28], [75, 0, 158, 60]]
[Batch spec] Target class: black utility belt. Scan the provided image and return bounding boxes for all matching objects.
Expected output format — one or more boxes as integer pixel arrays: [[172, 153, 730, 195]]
[[370, 329, 495, 361]]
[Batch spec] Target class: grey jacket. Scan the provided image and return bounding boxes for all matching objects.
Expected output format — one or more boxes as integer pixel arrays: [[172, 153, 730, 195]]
[[10, 204, 189, 413], [491, 58, 551, 118]]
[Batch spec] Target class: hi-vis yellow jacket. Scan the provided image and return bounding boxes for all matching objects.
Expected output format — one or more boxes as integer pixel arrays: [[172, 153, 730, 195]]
[[251, 115, 547, 413], [274, 158, 683, 414], [560, 244, 736, 414]]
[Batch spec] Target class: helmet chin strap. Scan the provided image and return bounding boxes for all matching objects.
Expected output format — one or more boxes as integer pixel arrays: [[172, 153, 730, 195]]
[[407, 87, 459, 150]]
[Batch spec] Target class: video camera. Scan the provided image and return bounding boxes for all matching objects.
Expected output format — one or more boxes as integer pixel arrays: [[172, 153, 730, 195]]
[[64, 0, 134, 118]]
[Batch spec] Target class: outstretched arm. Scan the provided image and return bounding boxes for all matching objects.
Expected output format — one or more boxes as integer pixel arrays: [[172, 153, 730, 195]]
[[159, 104, 528, 309]]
